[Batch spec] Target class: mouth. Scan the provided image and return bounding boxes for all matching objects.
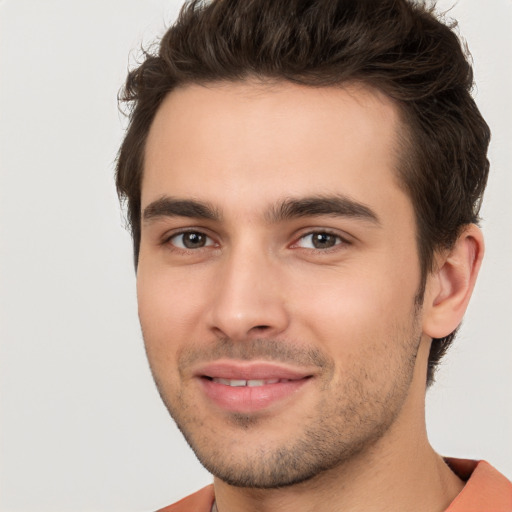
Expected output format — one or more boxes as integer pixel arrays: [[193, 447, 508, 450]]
[[196, 361, 314, 413], [208, 377, 298, 387]]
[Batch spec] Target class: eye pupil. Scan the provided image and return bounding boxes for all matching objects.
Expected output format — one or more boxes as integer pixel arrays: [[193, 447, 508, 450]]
[[312, 233, 336, 249], [183, 232, 206, 248]]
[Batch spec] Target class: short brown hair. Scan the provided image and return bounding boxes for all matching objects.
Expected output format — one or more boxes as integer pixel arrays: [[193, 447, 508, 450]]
[[116, 0, 490, 385]]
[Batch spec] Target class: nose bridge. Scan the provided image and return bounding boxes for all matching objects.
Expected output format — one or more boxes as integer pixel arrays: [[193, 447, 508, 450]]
[[208, 238, 289, 340]]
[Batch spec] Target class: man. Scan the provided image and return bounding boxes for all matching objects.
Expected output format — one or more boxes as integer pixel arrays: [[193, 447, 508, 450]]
[[115, 0, 512, 510]]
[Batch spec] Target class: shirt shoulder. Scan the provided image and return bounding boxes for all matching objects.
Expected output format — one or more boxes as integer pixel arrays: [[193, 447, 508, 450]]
[[156, 485, 215, 512], [445, 459, 512, 511]]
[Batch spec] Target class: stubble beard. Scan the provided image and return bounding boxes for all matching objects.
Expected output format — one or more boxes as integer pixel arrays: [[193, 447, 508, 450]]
[[146, 313, 423, 489]]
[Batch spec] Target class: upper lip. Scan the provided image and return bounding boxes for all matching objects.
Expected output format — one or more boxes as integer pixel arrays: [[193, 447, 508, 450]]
[[195, 360, 314, 381]]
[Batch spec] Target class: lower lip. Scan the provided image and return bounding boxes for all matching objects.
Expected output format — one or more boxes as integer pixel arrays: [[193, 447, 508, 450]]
[[200, 378, 310, 413]]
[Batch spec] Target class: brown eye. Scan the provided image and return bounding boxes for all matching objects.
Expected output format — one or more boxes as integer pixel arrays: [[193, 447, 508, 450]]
[[170, 231, 213, 249], [297, 232, 342, 249]]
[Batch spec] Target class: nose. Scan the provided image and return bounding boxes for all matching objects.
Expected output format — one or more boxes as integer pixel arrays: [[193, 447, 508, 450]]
[[206, 243, 290, 341]]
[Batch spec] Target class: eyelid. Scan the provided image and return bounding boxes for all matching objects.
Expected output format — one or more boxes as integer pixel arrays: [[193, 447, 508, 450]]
[[290, 228, 352, 250], [162, 228, 218, 250]]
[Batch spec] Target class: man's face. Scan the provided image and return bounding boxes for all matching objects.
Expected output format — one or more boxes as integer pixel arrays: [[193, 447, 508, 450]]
[[138, 81, 428, 487]]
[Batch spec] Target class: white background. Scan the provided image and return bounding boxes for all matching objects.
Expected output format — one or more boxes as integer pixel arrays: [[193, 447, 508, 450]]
[[0, 1, 510, 510]]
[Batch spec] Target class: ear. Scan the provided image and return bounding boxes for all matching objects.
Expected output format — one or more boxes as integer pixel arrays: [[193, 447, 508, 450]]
[[422, 224, 484, 339]]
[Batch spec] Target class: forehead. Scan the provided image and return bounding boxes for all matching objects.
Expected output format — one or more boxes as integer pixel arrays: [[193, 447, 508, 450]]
[[142, 80, 406, 218]]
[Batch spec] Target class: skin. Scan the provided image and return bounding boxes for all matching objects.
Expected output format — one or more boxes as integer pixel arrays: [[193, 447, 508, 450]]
[[137, 81, 483, 512]]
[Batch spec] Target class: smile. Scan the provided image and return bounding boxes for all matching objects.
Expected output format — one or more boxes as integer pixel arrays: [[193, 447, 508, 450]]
[[195, 361, 314, 413], [210, 378, 292, 387]]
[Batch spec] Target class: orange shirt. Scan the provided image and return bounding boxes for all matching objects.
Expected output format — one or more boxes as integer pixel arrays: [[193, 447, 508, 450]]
[[157, 460, 512, 512], [445, 459, 512, 511]]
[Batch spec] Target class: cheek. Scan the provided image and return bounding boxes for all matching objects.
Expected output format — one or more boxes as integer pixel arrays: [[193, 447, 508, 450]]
[[290, 260, 419, 350], [136, 265, 210, 368]]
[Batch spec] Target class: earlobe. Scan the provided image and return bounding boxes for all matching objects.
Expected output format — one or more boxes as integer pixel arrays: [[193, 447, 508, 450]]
[[422, 224, 484, 339]]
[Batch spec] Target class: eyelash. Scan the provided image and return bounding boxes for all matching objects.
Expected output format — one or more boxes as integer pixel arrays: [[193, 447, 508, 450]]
[[292, 231, 349, 251], [162, 229, 350, 254], [163, 230, 217, 251]]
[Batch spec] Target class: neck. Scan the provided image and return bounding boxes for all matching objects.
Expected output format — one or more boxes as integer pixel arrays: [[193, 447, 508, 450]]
[[213, 444, 463, 512], [212, 344, 464, 512]]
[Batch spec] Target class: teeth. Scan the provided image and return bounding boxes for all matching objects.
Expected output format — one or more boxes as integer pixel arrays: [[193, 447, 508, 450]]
[[228, 379, 247, 387], [212, 378, 284, 387], [247, 380, 265, 387]]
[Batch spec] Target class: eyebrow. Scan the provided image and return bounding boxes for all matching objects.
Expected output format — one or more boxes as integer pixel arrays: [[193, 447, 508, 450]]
[[266, 195, 380, 225], [142, 197, 221, 223], [142, 194, 380, 225]]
